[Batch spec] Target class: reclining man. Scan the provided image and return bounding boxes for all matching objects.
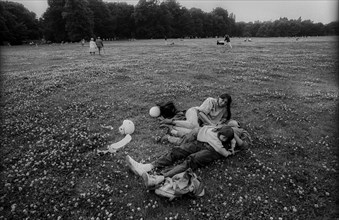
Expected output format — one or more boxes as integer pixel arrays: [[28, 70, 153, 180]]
[[162, 119, 249, 148], [126, 122, 251, 189]]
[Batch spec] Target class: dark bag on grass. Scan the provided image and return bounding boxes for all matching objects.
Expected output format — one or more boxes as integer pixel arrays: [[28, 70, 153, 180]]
[[156, 101, 178, 118]]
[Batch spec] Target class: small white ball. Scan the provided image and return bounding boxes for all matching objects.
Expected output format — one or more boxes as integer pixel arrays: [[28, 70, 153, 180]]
[[149, 106, 160, 117]]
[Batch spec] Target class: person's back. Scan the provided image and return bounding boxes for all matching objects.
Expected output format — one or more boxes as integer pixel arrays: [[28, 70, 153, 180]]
[[95, 37, 104, 54], [96, 37, 103, 48], [89, 38, 97, 55]]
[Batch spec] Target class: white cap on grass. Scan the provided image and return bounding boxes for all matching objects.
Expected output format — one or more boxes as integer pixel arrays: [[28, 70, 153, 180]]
[[119, 120, 135, 135]]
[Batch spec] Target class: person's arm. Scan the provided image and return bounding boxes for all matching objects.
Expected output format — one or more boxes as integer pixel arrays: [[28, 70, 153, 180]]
[[216, 147, 232, 158], [230, 139, 236, 154], [211, 139, 232, 158], [198, 111, 213, 125], [217, 118, 228, 126], [233, 133, 248, 148]]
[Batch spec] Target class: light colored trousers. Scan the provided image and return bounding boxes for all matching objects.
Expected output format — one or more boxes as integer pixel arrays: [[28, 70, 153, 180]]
[[172, 107, 200, 137]]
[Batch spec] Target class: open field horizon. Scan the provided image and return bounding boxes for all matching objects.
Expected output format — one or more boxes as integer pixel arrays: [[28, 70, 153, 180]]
[[1, 36, 338, 219]]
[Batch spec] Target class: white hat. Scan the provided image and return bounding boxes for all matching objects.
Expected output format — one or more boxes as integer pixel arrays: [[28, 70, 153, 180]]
[[119, 120, 135, 135]]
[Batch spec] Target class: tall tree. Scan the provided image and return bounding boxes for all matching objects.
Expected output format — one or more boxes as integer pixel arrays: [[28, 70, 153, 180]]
[[228, 12, 236, 36], [0, 3, 9, 44], [202, 13, 214, 37], [325, 21, 339, 35], [107, 2, 134, 39], [41, 0, 67, 42], [212, 7, 229, 36], [0, 1, 40, 44], [158, 1, 173, 37], [189, 8, 204, 37], [87, 0, 112, 38], [177, 7, 193, 38], [62, 0, 93, 41], [133, 0, 162, 38], [160, 0, 183, 37]]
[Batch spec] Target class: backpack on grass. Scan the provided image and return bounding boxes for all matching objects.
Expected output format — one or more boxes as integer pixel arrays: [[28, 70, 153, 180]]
[[156, 101, 178, 118], [154, 168, 205, 201]]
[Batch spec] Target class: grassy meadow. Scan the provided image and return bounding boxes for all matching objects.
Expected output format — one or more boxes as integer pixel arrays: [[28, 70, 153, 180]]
[[0, 36, 338, 220]]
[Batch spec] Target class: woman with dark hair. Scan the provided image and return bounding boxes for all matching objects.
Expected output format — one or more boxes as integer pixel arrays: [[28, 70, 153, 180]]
[[161, 93, 232, 137]]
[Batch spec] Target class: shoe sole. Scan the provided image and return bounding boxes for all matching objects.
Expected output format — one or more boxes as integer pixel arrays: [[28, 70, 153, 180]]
[[142, 172, 157, 190], [141, 172, 149, 188], [126, 155, 141, 176]]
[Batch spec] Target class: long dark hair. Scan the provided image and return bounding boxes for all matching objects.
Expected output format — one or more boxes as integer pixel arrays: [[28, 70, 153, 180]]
[[220, 93, 232, 120]]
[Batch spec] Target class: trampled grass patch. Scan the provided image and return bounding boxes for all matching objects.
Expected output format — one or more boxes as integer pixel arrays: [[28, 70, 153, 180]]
[[0, 37, 338, 219]]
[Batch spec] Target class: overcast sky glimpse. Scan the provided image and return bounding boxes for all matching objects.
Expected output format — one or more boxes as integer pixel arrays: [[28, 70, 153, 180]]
[[10, 0, 338, 24]]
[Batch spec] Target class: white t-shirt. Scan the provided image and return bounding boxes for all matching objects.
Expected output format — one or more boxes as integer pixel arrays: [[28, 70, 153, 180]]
[[197, 126, 225, 152]]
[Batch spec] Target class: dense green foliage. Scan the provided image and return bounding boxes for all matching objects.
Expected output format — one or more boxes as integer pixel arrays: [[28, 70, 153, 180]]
[[0, 1, 40, 45], [1, 0, 338, 44]]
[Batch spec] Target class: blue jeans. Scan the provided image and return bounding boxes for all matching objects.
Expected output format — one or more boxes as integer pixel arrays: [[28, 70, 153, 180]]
[[153, 140, 222, 177]]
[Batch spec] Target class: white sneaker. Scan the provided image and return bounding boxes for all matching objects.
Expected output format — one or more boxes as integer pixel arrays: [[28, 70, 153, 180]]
[[126, 155, 152, 176], [142, 172, 165, 189]]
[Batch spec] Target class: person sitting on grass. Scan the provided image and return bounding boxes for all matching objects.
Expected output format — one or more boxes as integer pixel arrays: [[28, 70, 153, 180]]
[[160, 93, 232, 137], [126, 124, 250, 189]]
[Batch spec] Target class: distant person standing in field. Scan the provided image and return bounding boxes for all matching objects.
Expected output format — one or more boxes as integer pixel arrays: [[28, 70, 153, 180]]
[[81, 38, 85, 46], [224, 34, 232, 49], [96, 37, 104, 55], [89, 38, 97, 55]]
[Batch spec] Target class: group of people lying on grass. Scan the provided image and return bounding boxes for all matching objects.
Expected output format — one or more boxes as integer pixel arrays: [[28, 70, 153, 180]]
[[126, 93, 252, 190]]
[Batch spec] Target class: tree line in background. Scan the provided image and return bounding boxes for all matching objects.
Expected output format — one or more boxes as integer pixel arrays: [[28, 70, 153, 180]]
[[1, 0, 338, 45]]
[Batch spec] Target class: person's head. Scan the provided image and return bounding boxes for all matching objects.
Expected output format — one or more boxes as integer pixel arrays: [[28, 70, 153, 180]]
[[218, 93, 232, 120], [90, 38, 94, 41], [218, 93, 232, 107], [98, 37, 100, 39], [217, 126, 234, 143]]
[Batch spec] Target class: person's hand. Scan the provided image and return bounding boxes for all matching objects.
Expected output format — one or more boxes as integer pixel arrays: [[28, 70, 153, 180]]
[[219, 118, 227, 124], [230, 139, 236, 155], [211, 124, 223, 132]]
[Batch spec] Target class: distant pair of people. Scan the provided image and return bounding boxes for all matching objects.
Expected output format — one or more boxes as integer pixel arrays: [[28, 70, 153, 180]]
[[89, 37, 104, 55]]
